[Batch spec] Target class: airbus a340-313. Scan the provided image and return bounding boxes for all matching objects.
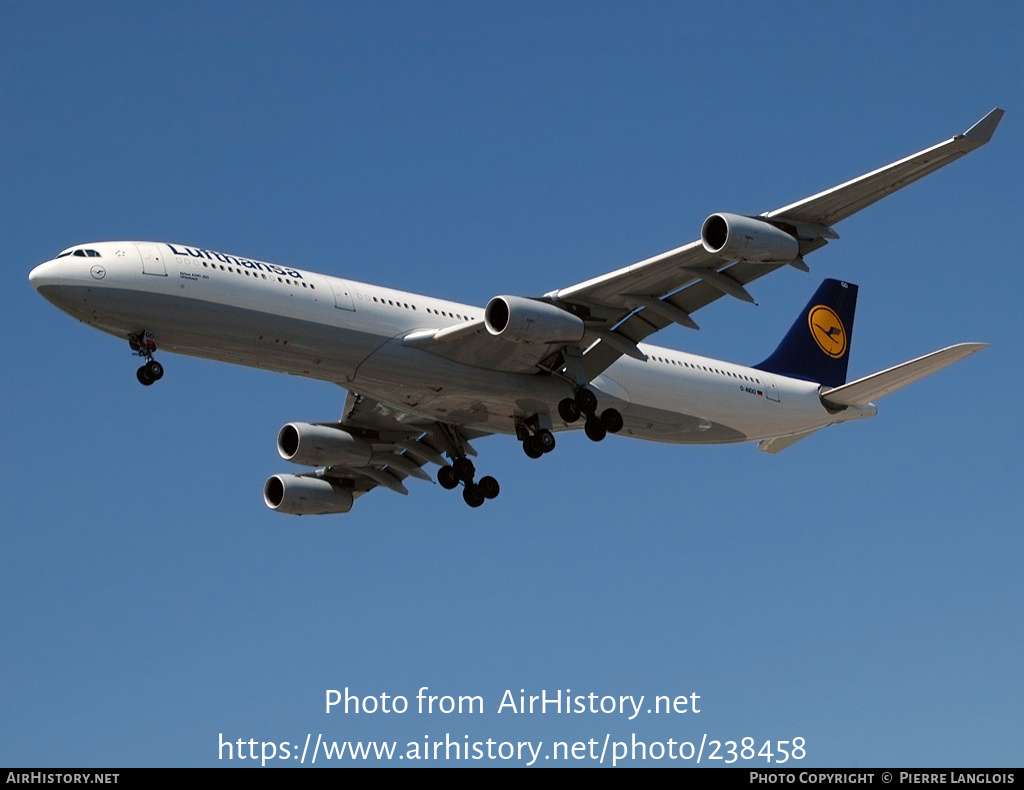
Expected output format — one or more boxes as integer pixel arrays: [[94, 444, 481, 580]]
[[29, 109, 1002, 513]]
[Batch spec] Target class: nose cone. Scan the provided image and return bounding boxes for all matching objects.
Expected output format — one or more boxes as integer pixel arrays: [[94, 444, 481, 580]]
[[29, 259, 61, 290]]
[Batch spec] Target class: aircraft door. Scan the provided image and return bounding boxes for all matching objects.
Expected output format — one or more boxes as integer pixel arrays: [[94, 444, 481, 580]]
[[761, 372, 781, 402], [325, 275, 356, 311], [136, 243, 167, 276]]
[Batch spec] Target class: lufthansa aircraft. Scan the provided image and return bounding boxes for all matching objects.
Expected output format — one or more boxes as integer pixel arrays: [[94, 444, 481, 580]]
[[29, 109, 1002, 514]]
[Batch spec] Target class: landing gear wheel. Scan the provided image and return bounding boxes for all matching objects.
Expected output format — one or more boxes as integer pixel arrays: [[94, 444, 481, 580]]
[[558, 397, 581, 423], [575, 388, 598, 414], [478, 476, 500, 499], [129, 331, 162, 386], [523, 436, 544, 459], [600, 408, 623, 433], [536, 429, 556, 453], [452, 457, 475, 483], [463, 485, 485, 508], [438, 466, 459, 490], [584, 417, 607, 442]]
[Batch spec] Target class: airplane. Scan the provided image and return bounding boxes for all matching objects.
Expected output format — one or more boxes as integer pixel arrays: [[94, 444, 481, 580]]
[[29, 108, 1002, 514]]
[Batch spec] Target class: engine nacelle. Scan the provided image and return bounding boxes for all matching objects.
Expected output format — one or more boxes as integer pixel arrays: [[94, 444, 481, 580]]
[[264, 474, 354, 515], [701, 213, 800, 263], [277, 423, 373, 467], [484, 295, 585, 344]]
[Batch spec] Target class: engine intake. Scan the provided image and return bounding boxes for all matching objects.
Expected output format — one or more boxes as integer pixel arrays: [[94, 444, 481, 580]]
[[264, 474, 354, 515], [484, 295, 585, 344], [701, 213, 800, 263], [277, 423, 373, 467]]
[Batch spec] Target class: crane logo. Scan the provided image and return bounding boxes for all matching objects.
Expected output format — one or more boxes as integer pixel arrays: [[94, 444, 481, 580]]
[[808, 305, 846, 358]]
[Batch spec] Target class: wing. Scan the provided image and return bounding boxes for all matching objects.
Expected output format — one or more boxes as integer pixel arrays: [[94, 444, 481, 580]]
[[408, 109, 1002, 382], [553, 108, 1003, 379], [296, 391, 489, 502]]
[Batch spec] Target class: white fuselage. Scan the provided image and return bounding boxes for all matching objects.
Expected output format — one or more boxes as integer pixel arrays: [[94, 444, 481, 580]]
[[29, 242, 873, 445]]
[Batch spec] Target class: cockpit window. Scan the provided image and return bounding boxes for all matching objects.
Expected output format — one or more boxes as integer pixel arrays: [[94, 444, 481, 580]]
[[56, 248, 101, 258]]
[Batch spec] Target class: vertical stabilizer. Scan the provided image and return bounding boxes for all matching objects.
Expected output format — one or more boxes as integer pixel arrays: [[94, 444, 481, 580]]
[[754, 279, 857, 388]]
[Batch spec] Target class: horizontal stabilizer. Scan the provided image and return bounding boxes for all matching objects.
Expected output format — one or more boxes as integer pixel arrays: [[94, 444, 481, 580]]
[[820, 343, 987, 408], [758, 428, 822, 454]]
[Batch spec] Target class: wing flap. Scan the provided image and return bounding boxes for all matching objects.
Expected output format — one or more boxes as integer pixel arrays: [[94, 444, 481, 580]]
[[582, 262, 788, 378]]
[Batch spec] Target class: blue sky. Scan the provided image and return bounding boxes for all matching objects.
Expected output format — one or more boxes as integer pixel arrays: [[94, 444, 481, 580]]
[[2, 1, 1021, 767]]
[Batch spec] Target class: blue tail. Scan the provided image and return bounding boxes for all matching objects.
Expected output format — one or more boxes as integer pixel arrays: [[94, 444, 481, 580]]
[[754, 279, 858, 388]]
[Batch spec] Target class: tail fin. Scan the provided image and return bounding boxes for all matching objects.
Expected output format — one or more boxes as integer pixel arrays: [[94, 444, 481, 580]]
[[754, 279, 857, 388]]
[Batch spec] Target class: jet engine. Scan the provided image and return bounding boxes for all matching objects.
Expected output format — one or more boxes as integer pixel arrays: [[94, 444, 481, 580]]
[[264, 474, 354, 515], [484, 295, 585, 344], [701, 213, 800, 263], [277, 423, 373, 467]]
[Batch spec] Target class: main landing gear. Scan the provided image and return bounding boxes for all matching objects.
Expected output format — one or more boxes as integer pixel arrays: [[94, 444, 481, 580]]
[[516, 415, 557, 460], [558, 387, 623, 442], [437, 456, 500, 508], [523, 429, 556, 459], [129, 331, 164, 386]]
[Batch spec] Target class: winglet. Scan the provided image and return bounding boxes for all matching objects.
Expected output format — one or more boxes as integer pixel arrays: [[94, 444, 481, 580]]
[[963, 108, 1004, 146]]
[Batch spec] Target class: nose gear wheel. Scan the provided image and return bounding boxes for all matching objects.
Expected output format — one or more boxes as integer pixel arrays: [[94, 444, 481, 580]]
[[129, 331, 164, 386]]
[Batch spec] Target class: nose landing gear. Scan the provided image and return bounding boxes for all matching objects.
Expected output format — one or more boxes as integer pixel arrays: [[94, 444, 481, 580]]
[[129, 331, 164, 386]]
